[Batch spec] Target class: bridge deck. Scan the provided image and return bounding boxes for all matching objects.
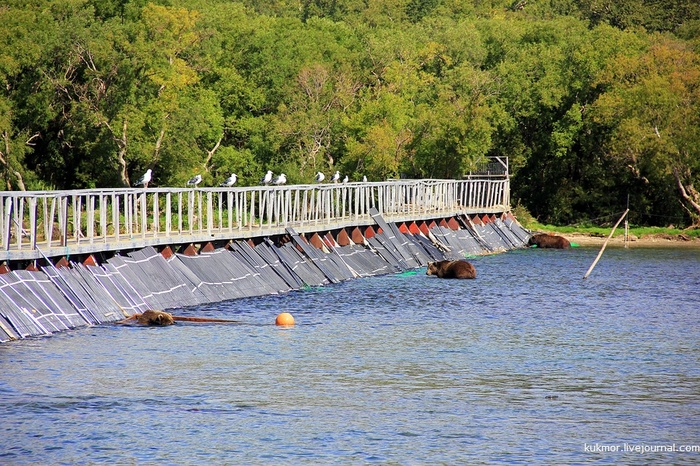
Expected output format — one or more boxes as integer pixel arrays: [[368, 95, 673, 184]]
[[1, 179, 509, 262]]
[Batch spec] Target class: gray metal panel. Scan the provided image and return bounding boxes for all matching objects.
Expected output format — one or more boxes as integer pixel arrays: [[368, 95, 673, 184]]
[[231, 241, 298, 294], [490, 218, 524, 249], [170, 254, 235, 303], [258, 240, 307, 290], [0, 312, 19, 342], [114, 248, 204, 309], [88, 263, 150, 315], [503, 217, 531, 246], [335, 244, 395, 277], [12, 271, 87, 331], [0, 282, 43, 338], [277, 242, 329, 287], [366, 236, 405, 271], [451, 229, 487, 257], [428, 227, 467, 260], [286, 228, 342, 284], [369, 209, 414, 269], [0, 271, 86, 336], [65, 265, 130, 322], [407, 234, 447, 262], [475, 223, 509, 252], [43, 267, 101, 325]]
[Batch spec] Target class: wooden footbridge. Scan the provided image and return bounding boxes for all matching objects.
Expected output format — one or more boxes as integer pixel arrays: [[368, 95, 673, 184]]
[[0, 174, 532, 342], [1, 178, 510, 264]]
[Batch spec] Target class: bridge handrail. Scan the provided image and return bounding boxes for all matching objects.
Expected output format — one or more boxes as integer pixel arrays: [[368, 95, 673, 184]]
[[0, 178, 509, 260]]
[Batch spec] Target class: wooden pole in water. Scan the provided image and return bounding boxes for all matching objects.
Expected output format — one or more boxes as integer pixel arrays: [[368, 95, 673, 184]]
[[583, 209, 629, 280], [624, 194, 630, 249]]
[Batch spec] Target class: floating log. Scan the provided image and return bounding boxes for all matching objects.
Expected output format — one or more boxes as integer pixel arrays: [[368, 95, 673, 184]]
[[172, 315, 241, 323], [119, 311, 241, 325]]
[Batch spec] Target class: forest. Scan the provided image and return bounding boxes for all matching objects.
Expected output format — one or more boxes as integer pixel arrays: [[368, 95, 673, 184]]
[[1, 0, 699, 227]]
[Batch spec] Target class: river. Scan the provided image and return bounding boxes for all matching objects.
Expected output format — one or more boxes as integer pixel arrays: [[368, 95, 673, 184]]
[[1, 246, 699, 464]]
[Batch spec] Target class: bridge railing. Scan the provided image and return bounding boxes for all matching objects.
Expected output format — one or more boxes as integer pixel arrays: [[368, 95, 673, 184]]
[[0, 178, 509, 260]]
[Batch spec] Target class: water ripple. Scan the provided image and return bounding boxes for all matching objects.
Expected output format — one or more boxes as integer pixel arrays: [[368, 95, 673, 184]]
[[1, 247, 699, 464]]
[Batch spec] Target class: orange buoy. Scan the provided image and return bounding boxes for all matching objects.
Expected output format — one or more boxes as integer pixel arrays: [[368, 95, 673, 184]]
[[276, 312, 295, 326]]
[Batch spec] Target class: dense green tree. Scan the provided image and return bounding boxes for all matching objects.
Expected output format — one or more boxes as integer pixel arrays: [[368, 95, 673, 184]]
[[591, 35, 700, 225], [2, 0, 699, 227]]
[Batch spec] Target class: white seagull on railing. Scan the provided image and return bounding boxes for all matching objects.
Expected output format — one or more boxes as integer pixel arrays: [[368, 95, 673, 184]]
[[362, 175, 367, 182], [342, 175, 349, 183], [261, 170, 273, 185], [273, 173, 287, 185], [314, 171, 325, 183], [187, 174, 202, 187], [134, 169, 152, 188], [331, 170, 340, 183], [220, 173, 237, 187]]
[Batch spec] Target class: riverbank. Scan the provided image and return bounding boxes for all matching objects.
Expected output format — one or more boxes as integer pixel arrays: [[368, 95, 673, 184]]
[[563, 232, 700, 248]]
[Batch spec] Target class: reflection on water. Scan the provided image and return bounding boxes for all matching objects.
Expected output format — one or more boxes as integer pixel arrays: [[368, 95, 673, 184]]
[[1, 247, 699, 464]]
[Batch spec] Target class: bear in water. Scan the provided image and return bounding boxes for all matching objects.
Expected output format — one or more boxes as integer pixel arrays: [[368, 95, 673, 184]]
[[528, 233, 571, 249], [426, 260, 476, 279], [137, 310, 175, 326]]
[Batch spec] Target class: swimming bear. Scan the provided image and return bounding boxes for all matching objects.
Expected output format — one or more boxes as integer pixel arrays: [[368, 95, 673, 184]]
[[137, 310, 175, 326], [426, 260, 477, 279]]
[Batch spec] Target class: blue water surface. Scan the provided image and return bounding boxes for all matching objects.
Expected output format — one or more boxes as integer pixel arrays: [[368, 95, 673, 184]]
[[1, 246, 699, 464]]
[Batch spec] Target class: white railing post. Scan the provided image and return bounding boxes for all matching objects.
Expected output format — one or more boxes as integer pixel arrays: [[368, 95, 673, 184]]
[[165, 192, 172, 237], [29, 197, 37, 251], [87, 194, 94, 244]]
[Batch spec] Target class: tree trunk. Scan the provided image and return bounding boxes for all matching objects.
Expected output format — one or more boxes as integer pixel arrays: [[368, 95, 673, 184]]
[[673, 167, 700, 225], [153, 127, 166, 164], [117, 121, 129, 187], [204, 134, 223, 172], [0, 131, 27, 191]]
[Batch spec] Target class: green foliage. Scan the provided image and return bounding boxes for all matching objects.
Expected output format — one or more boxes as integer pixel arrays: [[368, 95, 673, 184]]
[[523, 222, 700, 240], [2, 0, 700, 227]]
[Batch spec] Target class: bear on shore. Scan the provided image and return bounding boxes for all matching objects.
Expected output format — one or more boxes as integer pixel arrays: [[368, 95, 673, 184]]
[[136, 310, 175, 326], [528, 233, 571, 249], [426, 260, 477, 279]]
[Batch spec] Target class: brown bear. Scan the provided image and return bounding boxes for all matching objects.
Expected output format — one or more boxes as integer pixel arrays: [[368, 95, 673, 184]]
[[136, 310, 175, 326], [528, 233, 571, 249], [426, 260, 477, 279]]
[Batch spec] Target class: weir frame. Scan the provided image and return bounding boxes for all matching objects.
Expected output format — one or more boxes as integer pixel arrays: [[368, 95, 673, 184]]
[[0, 178, 510, 263]]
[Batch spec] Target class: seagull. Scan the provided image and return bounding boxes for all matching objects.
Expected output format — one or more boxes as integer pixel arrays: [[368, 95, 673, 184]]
[[331, 171, 340, 183], [220, 173, 237, 187], [272, 173, 287, 185], [134, 169, 152, 188], [342, 175, 349, 183], [187, 174, 202, 187], [362, 175, 367, 182], [261, 170, 273, 185], [314, 172, 325, 183]]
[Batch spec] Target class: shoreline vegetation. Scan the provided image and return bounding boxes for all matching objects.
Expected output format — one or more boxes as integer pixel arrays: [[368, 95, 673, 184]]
[[2, 1, 699, 230], [522, 224, 700, 248], [513, 204, 700, 248]]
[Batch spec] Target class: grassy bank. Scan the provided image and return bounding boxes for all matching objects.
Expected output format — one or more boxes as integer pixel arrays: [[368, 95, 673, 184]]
[[524, 222, 700, 240], [511, 206, 700, 240]]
